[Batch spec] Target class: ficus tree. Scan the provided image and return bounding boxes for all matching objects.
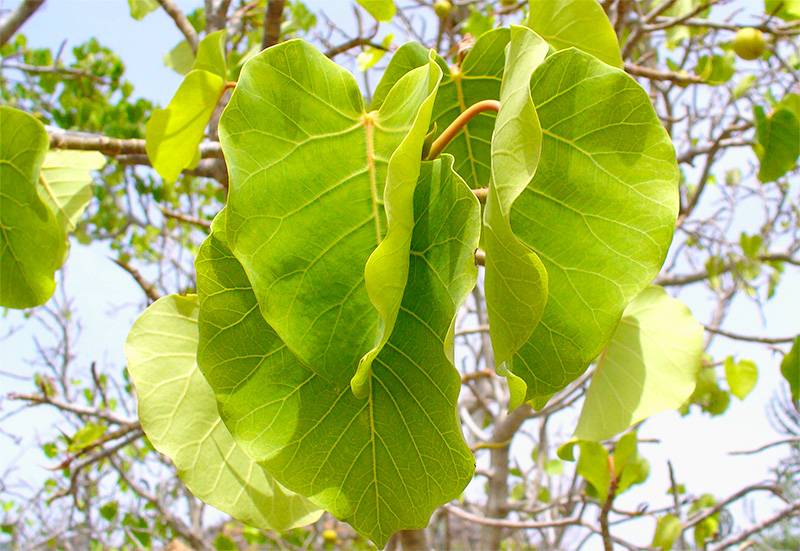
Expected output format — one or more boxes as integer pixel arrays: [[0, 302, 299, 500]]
[[1, 0, 799, 550]]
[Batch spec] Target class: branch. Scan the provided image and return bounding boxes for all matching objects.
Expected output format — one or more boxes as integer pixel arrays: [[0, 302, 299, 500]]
[[157, 0, 199, 53], [624, 62, 703, 84], [707, 500, 800, 551], [261, 0, 285, 50], [730, 436, 800, 455], [0, 0, 45, 47], [683, 483, 784, 530], [444, 504, 580, 529], [6, 392, 138, 426], [654, 252, 798, 287], [111, 258, 162, 302], [158, 206, 212, 229], [703, 325, 795, 344], [46, 127, 223, 159]]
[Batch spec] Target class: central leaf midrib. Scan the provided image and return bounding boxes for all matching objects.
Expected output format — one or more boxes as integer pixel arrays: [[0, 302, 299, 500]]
[[363, 111, 382, 245]]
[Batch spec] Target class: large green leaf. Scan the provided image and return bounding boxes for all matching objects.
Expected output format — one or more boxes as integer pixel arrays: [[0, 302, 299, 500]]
[[526, 0, 623, 68], [125, 294, 322, 531], [39, 150, 106, 233], [373, 29, 511, 189], [573, 287, 703, 442], [355, 0, 396, 21], [509, 49, 679, 400], [0, 107, 63, 309], [753, 106, 800, 183], [220, 39, 441, 387], [146, 69, 226, 182], [197, 156, 479, 546], [483, 26, 549, 408]]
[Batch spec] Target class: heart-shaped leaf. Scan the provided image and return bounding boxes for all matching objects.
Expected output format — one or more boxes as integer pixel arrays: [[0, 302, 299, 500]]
[[197, 155, 479, 546], [509, 49, 679, 400], [0, 107, 64, 309], [125, 294, 322, 531], [220, 39, 442, 389], [573, 287, 703, 442]]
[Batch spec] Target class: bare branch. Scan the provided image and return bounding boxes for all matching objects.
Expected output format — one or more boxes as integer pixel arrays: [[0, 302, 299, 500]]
[[624, 62, 703, 84], [444, 504, 580, 529], [6, 392, 138, 426], [111, 258, 163, 302], [46, 127, 223, 159], [703, 325, 796, 344], [707, 500, 800, 551], [0, 0, 45, 47], [157, 0, 199, 53]]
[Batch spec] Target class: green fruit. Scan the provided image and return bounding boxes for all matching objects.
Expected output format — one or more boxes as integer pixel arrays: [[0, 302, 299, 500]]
[[733, 27, 766, 60], [433, 0, 452, 18], [500, 0, 517, 6]]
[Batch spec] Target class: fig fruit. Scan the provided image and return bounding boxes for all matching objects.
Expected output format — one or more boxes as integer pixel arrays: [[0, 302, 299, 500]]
[[434, 0, 452, 18]]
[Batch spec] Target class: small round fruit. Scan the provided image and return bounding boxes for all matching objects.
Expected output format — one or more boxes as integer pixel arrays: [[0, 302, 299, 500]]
[[733, 27, 766, 60], [322, 529, 337, 545], [434, 0, 452, 19]]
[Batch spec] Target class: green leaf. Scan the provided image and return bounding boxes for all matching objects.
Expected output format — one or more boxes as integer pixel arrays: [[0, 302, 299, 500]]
[[483, 26, 549, 407], [125, 294, 322, 531], [373, 29, 511, 189], [574, 441, 611, 500], [164, 40, 195, 76], [462, 7, 496, 40], [753, 106, 800, 183], [526, 0, 623, 68], [766, 0, 800, 21], [724, 357, 758, 400], [0, 107, 64, 309], [197, 155, 479, 546], [508, 49, 679, 400], [613, 432, 649, 494], [357, 34, 393, 72], [145, 69, 226, 182], [99, 502, 118, 521], [220, 40, 441, 392], [39, 150, 105, 233], [127, 0, 159, 20], [573, 287, 703, 442], [69, 424, 107, 452], [193, 30, 228, 79], [355, 0, 396, 21], [695, 52, 735, 85], [652, 514, 682, 551], [780, 336, 799, 400]]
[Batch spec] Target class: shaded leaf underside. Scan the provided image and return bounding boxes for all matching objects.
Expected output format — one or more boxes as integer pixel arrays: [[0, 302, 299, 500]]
[[197, 156, 479, 547]]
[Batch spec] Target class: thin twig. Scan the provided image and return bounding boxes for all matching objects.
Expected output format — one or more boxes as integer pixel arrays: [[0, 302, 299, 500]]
[[703, 325, 795, 344], [157, 0, 199, 53], [111, 259, 162, 302], [730, 436, 800, 455], [707, 500, 800, 551], [444, 504, 580, 529]]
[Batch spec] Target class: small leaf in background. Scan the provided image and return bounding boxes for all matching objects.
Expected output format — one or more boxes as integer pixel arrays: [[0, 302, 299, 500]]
[[99, 501, 118, 521], [214, 534, 237, 550], [695, 52, 735, 85], [559, 440, 611, 500], [145, 69, 226, 181], [753, 105, 800, 183], [781, 336, 799, 400], [127, 0, 159, 20], [545, 459, 563, 475], [652, 514, 682, 551], [739, 232, 763, 259], [526, 0, 623, 68], [573, 287, 703, 442], [613, 433, 649, 494], [724, 356, 758, 400], [690, 494, 720, 547], [462, 7, 495, 39], [125, 294, 322, 531], [355, 0, 396, 21], [357, 34, 393, 72], [732, 74, 757, 99], [68, 424, 107, 452], [164, 40, 194, 75], [0, 107, 64, 309]]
